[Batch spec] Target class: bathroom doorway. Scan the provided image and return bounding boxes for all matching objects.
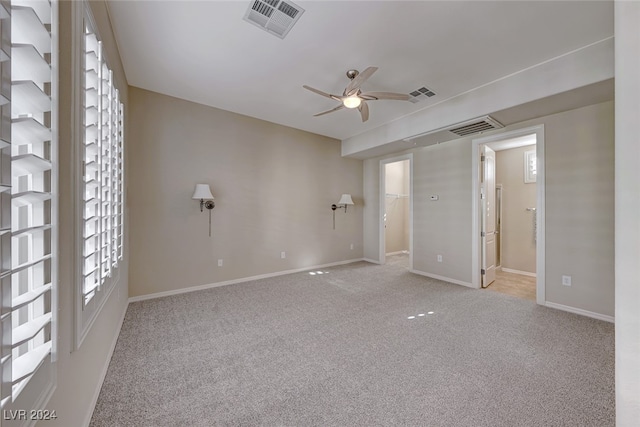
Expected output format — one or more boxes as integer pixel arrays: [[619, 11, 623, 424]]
[[472, 125, 545, 304]]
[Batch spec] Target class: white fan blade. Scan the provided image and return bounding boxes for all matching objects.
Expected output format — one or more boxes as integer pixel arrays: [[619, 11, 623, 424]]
[[360, 91, 410, 101], [358, 101, 369, 122], [314, 104, 345, 117], [345, 67, 378, 96], [303, 85, 341, 101]]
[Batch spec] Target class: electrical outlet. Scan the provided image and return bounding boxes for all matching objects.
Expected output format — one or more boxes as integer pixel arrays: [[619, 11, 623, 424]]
[[437, 254, 443, 263], [218, 259, 223, 267], [281, 251, 286, 259], [350, 243, 354, 250], [562, 275, 572, 286]]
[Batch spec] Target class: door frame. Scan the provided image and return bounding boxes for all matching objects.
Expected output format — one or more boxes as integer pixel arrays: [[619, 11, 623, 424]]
[[495, 184, 503, 269], [379, 154, 413, 268], [471, 125, 546, 305]]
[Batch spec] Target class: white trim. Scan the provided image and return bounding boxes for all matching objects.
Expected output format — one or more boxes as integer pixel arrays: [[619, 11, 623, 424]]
[[82, 299, 129, 427], [501, 268, 537, 278], [379, 154, 414, 268], [409, 269, 475, 288], [72, 0, 84, 351], [385, 250, 410, 256], [128, 259, 366, 303], [37, 1, 60, 414], [495, 183, 503, 269], [76, 275, 121, 350], [545, 302, 614, 323], [4, 0, 59, 410], [471, 125, 546, 306], [536, 128, 546, 305], [363, 258, 381, 265], [50, 0, 60, 366]]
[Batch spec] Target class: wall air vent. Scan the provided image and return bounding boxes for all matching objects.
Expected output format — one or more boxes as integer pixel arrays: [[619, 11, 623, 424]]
[[448, 116, 503, 136], [408, 86, 436, 103], [243, 0, 305, 39]]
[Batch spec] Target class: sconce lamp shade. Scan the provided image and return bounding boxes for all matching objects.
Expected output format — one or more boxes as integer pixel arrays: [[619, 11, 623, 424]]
[[331, 193, 354, 229], [337, 194, 354, 205], [193, 184, 215, 236], [192, 184, 214, 200]]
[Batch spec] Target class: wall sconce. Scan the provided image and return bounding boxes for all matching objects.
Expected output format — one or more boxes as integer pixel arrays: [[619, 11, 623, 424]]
[[192, 184, 215, 236], [331, 194, 354, 229]]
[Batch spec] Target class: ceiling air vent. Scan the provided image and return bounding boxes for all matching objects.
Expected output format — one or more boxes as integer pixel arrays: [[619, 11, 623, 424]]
[[448, 116, 503, 137], [408, 86, 436, 103], [243, 0, 305, 39]]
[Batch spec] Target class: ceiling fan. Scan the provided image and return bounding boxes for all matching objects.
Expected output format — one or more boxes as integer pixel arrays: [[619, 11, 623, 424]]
[[303, 67, 410, 122]]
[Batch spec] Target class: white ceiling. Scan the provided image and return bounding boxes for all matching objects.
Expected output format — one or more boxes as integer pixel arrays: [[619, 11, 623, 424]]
[[106, 0, 613, 141]]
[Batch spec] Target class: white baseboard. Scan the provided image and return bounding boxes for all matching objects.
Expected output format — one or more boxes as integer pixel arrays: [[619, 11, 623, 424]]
[[128, 258, 366, 303], [409, 269, 475, 288], [544, 301, 614, 323], [385, 250, 410, 256], [363, 258, 381, 264], [83, 299, 129, 427], [501, 268, 537, 277]]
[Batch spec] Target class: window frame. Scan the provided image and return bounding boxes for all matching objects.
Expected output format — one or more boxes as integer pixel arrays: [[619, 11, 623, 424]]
[[73, 2, 125, 350], [0, 0, 59, 412]]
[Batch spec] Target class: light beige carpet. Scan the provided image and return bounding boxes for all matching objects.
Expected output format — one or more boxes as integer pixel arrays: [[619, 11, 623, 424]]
[[91, 261, 614, 426]]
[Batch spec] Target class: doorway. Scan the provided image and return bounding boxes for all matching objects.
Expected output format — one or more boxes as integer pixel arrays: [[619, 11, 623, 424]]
[[471, 126, 545, 304], [379, 154, 413, 269]]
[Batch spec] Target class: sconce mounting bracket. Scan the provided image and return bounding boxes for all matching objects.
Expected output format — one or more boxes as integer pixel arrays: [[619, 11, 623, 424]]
[[200, 199, 216, 212]]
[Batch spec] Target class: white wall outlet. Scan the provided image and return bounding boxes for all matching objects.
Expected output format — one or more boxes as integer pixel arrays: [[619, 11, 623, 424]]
[[562, 275, 572, 286], [350, 243, 354, 250], [281, 251, 286, 259], [430, 195, 439, 201], [218, 259, 223, 267], [437, 254, 443, 263]]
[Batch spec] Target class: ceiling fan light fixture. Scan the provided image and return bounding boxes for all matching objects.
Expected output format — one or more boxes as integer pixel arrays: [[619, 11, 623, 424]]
[[304, 66, 409, 122], [343, 96, 361, 109]]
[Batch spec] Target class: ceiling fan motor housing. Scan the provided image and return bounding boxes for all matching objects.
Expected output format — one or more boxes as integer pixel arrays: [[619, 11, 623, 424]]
[[303, 66, 409, 123], [346, 69, 359, 80]]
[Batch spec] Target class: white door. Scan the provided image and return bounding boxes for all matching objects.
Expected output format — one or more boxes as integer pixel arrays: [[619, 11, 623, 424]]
[[481, 146, 496, 287]]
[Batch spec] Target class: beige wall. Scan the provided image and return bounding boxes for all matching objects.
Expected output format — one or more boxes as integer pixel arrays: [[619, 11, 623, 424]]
[[128, 88, 363, 298], [544, 101, 614, 315], [495, 145, 537, 273], [363, 100, 614, 317], [384, 160, 409, 254], [412, 139, 474, 283], [42, 2, 130, 427], [614, 2, 640, 422]]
